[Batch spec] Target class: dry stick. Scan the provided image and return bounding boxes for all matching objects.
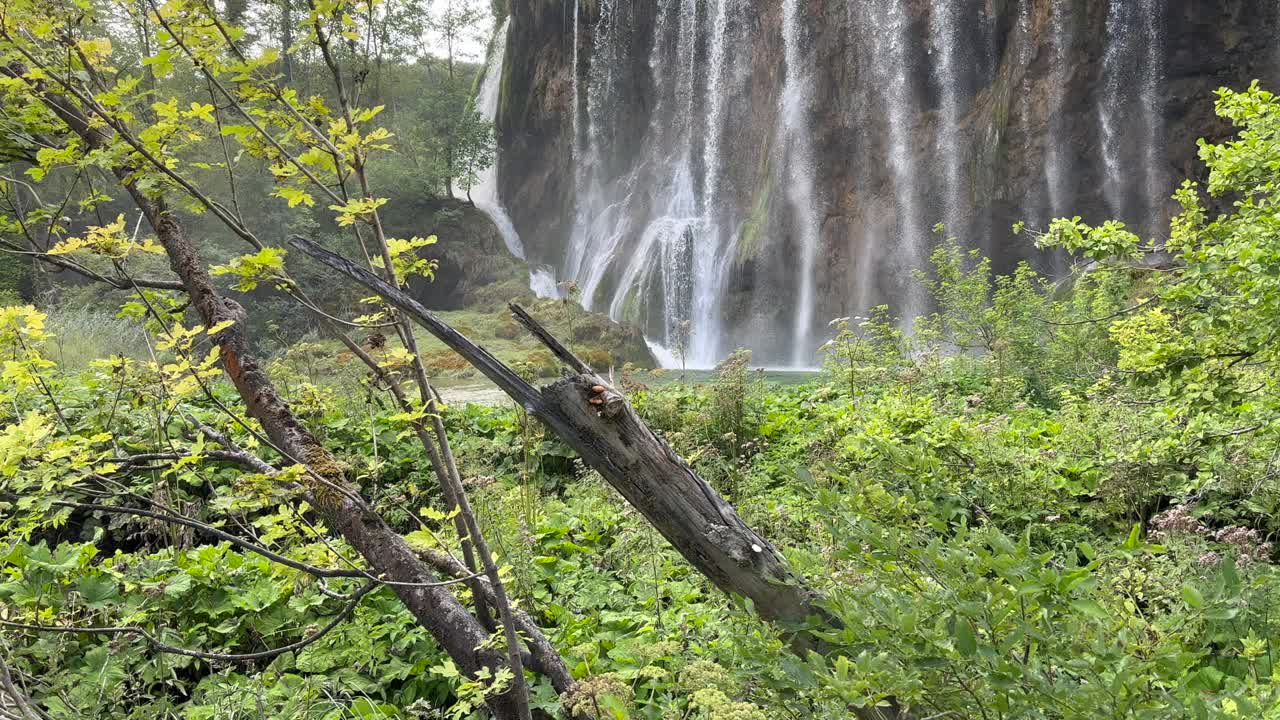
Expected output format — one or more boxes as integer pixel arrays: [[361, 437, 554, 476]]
[[0, 655, 46, 720], [146, 1, 348, 208], [304, 10, 524, 710], [0, 240, 184, 290], [47, 500, 363, 579], [16, 81, 525, 719], [10, 33, 546, 717], [418, 548, 577, 698], [0, 43, 261, 256], [193, 0, 498, 630]]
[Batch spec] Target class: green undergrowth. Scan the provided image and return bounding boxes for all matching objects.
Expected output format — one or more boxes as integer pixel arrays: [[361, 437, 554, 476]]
[[8, 84, 1280, 719], [7, 331, 1280, 718]]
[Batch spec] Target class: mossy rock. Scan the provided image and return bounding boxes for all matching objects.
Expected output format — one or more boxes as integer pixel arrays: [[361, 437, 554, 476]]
[[423, 349, 471, 372], [577, 346, 613, 370], [571, 316, 608, 342], [523, 349, 559, 378], [495, 316, 524, 340]]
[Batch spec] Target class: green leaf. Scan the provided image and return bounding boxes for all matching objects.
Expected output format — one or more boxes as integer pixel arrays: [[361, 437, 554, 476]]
[[1204, 607, 1240, 621], [78, 574, 117, 607], [953, 617, 977, 656], [1122, 523, 1142, 550], [1069, 599, 1109, 620], [273, 186, 315, 208], [163, 572, 193, 598], [1180, 584, 1205, 608], [1075, 541, 1096, 561]]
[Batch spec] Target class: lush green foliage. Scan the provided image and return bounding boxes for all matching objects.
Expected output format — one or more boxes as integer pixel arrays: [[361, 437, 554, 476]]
[[4, 11, 1280, 718]]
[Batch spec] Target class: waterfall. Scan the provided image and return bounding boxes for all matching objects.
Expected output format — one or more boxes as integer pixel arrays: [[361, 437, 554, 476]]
[[928, 0, 965, 232], [471, 17, 561, 297], [1140, 0, 1166, 232], [571, 0, 581, 153], [564, 0, 624, 291], [1098, 0, 1134, 221], [598, 0, 701, 338], [688, 0, 734, 364], [564, 0, 710, 364], [1098, 0, 1165, 233], [779, 0, 821, 367], [1095, 0, 1126, 219], [1046, 1, 1073, 219], [859, 0, 926, 319], [1015, 0, 1042, 230], [504, 0, 1217, 367], [469, 18, 520, 259]]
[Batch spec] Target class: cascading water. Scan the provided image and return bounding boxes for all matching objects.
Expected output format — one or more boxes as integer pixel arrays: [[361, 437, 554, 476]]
[[1098, 0, 1165, 233], [571, 0, 581, 154], [471, 19, 557, 298], [558, 0, 747, 368], [1098, 1, 1126, 220], [470, 18, 521, 259], [1140, 0, 1165, 231], [499, 1, 1224, 368], [1014, 0, 1043, 230], [687, 0, 735, 364], [857, 0, 926, 319], [927, 0, 966, 232], [778, 0, 822, 367], [1045, 1, 1073, 219], [564, 0, 626, 292]]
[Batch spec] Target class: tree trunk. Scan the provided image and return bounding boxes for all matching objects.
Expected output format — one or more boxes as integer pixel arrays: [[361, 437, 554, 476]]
[[281, 0, 294, 85], [291, 238, 838, 652], [134, 199, 525, 720], [17, 73, 549, 718]]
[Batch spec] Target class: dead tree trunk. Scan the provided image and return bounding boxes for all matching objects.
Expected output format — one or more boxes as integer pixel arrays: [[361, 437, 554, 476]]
[[291, 237, 838, 652]]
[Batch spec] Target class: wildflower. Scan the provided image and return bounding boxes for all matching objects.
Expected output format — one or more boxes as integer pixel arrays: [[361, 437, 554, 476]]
[[1150, 504, 1205, 538]]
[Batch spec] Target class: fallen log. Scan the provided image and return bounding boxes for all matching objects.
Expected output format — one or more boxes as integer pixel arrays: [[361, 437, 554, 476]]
[[290, 236, 836, 652]]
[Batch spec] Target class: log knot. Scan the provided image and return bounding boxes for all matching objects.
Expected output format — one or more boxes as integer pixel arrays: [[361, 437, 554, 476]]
[[584, 377, 626, 418], [705, 524, 759, 568]]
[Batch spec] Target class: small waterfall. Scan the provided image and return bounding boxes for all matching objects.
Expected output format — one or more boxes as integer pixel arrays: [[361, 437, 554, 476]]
[[1140, 0, 1165, 232], [688, 0, 735, 364], [598, 0, 701, 328], [1045, 1, 1073, 219], [471, 17, 560, 298], [564, 0, 626, 290], [861, 0, 926, 319], [562, 0, 714, 366], [571, 0, 581, 153], [1098, 0, 1134, 221], [1015, 0, 1042, 229], [469, 18, 519, 258], [778, 0, 821, 367], [1098, 0, 1165, 233], [928, 0, 965, 232]]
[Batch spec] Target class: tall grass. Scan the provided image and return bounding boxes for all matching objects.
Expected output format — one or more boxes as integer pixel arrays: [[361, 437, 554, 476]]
[[43, 303, 151, 370]]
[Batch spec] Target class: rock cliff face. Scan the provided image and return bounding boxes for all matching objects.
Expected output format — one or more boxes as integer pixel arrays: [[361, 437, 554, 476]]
[[495, 0, 1280, 367]]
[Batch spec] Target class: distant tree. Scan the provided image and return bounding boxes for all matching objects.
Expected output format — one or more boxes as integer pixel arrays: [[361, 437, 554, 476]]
[[411, 0, 495, 198]]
